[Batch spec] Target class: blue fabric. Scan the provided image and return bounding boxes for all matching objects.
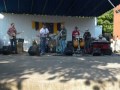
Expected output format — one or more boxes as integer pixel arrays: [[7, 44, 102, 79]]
[[10, 38, 17, 53], [60, 39, 66, 54], [84, 39, 91, 53], [40, 37, 46, 54]]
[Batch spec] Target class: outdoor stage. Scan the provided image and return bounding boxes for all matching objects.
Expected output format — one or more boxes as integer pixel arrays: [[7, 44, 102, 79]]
[[0, 53, 120, 90]]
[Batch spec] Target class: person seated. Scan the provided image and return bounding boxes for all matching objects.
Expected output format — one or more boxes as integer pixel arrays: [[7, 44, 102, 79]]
[[98, 34, 107, 41]]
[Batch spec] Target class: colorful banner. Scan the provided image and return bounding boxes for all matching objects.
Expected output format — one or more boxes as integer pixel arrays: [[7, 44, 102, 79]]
[[32, 21, 62, 34], [32, 21, 35, 29], [35, 22, 39, 30]]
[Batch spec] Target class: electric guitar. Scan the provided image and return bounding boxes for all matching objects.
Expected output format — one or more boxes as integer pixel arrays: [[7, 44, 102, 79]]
[[8, 31, 24, 39], [57, 30, 63, 40]]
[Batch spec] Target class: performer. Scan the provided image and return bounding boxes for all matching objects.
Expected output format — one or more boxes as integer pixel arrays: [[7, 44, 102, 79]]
[[39, 23, 49, 55], [72, 26, 80, 51], [7, 23, 18, 54], [114, 36, 119, 52], [59, 24, 67, 54], [83, 30, 91, 53], [72, 26, 80, 40], [98, 34, 107, 41], [110, 36, 115, 52]]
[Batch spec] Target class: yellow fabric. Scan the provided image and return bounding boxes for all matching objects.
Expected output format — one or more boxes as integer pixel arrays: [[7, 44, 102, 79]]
[[54, 23, 57, 34], [39, 22, 43, 30], [32, 21, 35, 29]]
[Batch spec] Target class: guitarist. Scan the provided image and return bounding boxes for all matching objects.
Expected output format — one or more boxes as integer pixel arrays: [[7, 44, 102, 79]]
[[39, 23, 49, 55], [59, 24, 67, 54], [7, 23, 18, 54]]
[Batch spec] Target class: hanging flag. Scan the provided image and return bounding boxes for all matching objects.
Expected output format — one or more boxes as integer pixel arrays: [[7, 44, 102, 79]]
[[57, 23, 61, 31], [32, 21, 63, 33], [46, 23, 53, 33], [35, 22, 39, 31], [39, 22, 43, 30], [32, 21, 35, 29], [54, 23, 57, 34]]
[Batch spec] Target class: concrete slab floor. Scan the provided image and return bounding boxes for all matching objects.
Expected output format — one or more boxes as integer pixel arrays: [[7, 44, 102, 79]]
[[0, 53, 120, 90]]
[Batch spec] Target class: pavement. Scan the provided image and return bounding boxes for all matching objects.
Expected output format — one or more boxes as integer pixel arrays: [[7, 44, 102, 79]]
[[0, 53, 120, 90]]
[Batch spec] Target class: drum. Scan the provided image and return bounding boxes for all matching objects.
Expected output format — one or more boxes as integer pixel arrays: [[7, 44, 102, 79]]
[[48, 39, 56, 52], [80, 40, 85, 49], [73, 39, 78, 48], [48, 40, 53, 48]]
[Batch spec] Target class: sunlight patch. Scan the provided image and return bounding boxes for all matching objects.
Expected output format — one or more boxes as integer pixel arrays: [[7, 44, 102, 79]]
[[0, 61, 13, 63], [0, 13, 4, 19], [77, 58, 85, 61], [93, 63, 120, 69]]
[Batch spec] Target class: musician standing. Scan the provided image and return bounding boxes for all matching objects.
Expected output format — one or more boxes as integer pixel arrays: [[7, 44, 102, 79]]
[[59, 24, 67, 54], [72, 26, 80, 41], [39, 23, 49, 55], [7, 23, 17, 54], [83, 30, 91, 53], [72, 26, 80, 51]]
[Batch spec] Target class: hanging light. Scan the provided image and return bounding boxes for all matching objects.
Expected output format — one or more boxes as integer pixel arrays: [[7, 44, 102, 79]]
[[0, 13, 4, 19]]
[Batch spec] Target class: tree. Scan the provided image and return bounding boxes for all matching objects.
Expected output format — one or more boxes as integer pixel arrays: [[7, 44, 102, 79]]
[[97, 10, 113, 34]]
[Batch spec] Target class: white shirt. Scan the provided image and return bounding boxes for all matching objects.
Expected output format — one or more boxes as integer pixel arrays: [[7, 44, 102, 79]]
[[40, 28, 49, 37]]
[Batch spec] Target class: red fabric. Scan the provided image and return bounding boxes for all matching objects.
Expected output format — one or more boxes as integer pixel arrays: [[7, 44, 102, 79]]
[[102, 44, 109, 49], [93, 44, 109, 49], [72, 30, 80, 37], [7, 27, 16, 35]]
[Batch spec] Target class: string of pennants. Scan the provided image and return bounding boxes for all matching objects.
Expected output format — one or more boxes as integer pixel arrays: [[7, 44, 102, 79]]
[[32, 21, 63, 34]]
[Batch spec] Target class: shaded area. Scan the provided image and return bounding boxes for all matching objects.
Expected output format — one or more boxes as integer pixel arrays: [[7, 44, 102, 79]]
[[93, 85, 100, 90], [0, 83, 11, 90], [0, 54, 120, 89]]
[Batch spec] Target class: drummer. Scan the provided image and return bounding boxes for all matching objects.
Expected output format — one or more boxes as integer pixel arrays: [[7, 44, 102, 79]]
[[72, 26, 80, 51], [72, 26, 80, 41]]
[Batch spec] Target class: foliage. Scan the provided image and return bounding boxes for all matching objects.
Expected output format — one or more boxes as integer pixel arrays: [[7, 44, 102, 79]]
[[97, 10, 113, 33]]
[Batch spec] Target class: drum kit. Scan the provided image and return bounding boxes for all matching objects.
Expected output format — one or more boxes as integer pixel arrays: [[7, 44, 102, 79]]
[[46, 34, 85, 54], [47, 33, 62, 53], [38, 33, 85, 54], [47, 34, 56, 52], [37, 33, 61, 53]]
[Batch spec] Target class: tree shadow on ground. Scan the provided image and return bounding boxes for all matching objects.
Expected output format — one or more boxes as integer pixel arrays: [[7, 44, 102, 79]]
[[0, 54, 120, 89], [0, 83, 11, 90]]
